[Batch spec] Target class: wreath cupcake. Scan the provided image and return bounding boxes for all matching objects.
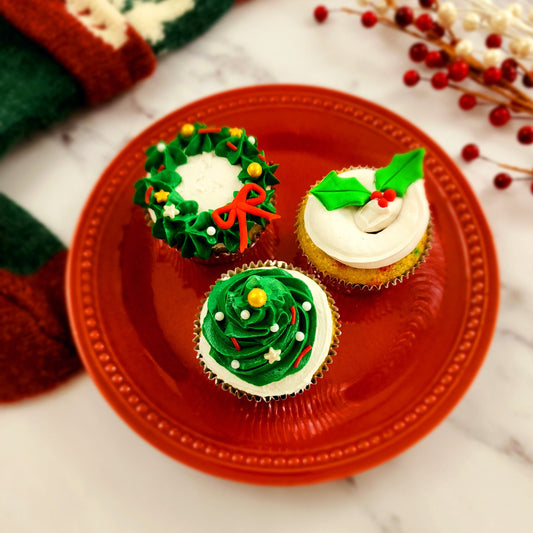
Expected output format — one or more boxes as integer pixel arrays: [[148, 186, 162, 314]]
[[296, 148, 431, 289], [133, 123, 280, 261]]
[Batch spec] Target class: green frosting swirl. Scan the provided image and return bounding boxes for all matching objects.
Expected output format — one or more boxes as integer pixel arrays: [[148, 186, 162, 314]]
[[201, 268, 318, 387], [132, 124, 279, 259]]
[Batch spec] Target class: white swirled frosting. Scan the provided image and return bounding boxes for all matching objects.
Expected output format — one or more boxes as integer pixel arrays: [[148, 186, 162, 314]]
[[303, 168, 430, 269]]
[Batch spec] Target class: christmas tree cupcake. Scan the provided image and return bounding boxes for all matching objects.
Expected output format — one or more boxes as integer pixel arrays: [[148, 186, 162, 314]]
[[194, 261, 340, 401], [296, 148, 431, 289], [133, 123, 280, 262]]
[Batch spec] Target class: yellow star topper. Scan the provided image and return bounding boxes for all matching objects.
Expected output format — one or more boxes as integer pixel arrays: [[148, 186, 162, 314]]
[[154, 189, 170, 203]]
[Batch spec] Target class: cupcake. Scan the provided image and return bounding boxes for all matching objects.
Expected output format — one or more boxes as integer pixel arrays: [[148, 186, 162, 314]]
[[133, 123, 280, 262], [194, 261, 340, 401], [296, 148, 431, 290]]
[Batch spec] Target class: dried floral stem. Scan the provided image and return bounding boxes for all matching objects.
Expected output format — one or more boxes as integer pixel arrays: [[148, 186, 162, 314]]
[[339, 6, 533, 115], [480, 156, 533, 175]]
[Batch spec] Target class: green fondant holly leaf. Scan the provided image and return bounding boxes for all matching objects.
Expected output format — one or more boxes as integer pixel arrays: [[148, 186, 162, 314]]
[[310, 171, 371, 211], [374, 148, 425, 196]]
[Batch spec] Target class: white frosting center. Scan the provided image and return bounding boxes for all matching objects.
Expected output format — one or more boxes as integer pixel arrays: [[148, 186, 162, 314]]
[[174, 152, 243, 212], [198, 267, 334, 399], [303, 168, 430, 269]]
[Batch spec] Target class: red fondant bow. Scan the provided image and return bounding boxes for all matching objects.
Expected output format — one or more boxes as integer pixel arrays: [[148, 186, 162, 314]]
[[211, 183, 280, 252]]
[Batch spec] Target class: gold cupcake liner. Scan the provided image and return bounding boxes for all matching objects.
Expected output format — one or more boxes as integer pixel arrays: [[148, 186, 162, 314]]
[[294, 173, 433, 293], [192, 260, 341, 402]]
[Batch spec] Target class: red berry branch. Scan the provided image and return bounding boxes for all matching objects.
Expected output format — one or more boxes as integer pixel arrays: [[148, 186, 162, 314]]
[[313, 1, 533, 193]]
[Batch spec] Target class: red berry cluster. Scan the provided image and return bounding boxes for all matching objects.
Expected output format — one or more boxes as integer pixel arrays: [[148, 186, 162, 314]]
[[313, 2, 533, 199], [371, 189, 397, 208]]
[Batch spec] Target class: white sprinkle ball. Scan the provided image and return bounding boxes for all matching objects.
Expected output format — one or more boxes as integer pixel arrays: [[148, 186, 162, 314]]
[[206, 226, 216, 236], [295, 331, 305, 342], [241, 310, 251, 320], [302, 301, 312, 312], [231, 360, 240, 369], [215, 312, 225, 321], [157, 142, 166, 152], [270, 323, 279, 333], [248, 136, 256, 145]]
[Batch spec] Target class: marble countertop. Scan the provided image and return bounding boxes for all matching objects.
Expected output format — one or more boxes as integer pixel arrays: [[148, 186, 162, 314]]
[[2, 1, 532, 532]]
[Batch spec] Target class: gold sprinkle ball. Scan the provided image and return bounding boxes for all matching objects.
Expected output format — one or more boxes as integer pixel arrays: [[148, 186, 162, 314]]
[[229, 127, 243, 138], [180, 123, 195, 137], [247, 162, 263, 178], [247, 288, 267, 308]]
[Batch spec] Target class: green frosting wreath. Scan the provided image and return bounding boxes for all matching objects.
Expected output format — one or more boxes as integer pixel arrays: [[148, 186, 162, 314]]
[[133, 123, 279, 259]]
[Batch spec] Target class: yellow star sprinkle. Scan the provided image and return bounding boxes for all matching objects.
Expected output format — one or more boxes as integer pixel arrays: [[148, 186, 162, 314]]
[[229, 127, 243, 138], [154, 189, 170, 203]]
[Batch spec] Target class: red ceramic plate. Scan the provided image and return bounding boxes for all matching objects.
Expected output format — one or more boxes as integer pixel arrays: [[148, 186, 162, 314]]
[[66, 85, 499, 485]]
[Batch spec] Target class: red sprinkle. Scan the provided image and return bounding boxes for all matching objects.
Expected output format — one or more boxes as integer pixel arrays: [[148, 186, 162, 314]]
[[226, 141, 238, 151], [197, 127, 221, 134], [144, 186, 153, 204], [293, 345, 313, 368], [290, 306, 296, 325], [258, 154, 266, 161], [158, 164, 165, 171], [230, 337, 241, 351]]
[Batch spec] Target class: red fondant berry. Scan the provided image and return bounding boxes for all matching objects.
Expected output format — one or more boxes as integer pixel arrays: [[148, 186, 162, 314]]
[[419, 0, 435, 7], [370, 190, 383, 200], [523, 72, 533, 88], [361, 11, 378, 28], [493, 173, 512, 189], [377, 197, 389, 208], [395, 6, 414, 27], [314, 5, 328, 23], [459, 94, 477, 110], [489, 105, 511, 126], [415, 13, 434, 32], [425, 50, 445, 68], [403, 70, 420, 87], [431, 72, 449, 89], [502, 64, 517, 82], [461, 143, 480, 162], [483, 66, 502, 84], [409, 42, 428, 62], [485, 33, 502, 48], [448, 60, 469, 81], [517, 125, 533, 144], [383, 189, 397, 201]]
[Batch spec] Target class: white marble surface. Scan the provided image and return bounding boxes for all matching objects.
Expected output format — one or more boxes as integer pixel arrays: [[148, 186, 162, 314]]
[[2, 1, 533, 532]]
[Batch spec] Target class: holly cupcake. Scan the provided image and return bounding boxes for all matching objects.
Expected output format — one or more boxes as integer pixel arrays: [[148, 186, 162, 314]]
[[296, 148, 431, 289], [194, 261, 340, 401], [133, 123, 280, 262]]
